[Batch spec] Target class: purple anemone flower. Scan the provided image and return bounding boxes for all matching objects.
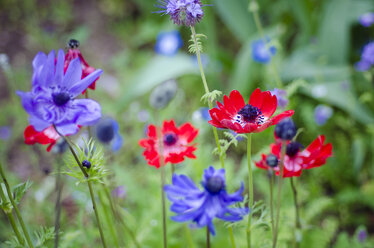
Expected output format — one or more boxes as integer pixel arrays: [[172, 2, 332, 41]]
[[164, 166, 248, 235], [251, 39, 277, 64], [270, 88, 288, 109], [155, 30, 183, 56], [17, 49, 102, 136], [355, 42, 374, 71], [359, 12, 374, 27], [314, 104, 333, 126], [156, 0, 204, 27]]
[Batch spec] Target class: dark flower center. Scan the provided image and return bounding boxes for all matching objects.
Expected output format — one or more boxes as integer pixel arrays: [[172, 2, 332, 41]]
[[206, 176, 224, 194], [68, 39, 80, 49], [164, 133, 177, 146], [238, 104, 263, 123], [275, 119, 296, 140], [52, 92, 71, 106], [82, 160, 91, 169], [286, 142, 303, 157], [266, 154, 278, 168]]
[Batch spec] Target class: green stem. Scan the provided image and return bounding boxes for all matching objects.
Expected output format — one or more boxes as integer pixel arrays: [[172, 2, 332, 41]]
[[290, 177, 301, 248], [249, 0, 282, 88], [190, 26, 225, 169], [246, 133, 253, 248], [54, 159, 64, 248], [84, 90, 93, 139], [206, 227, 211, 248], [0, 162, 34, 248], [0, 185, 25, 245], [273, 141, 287, 248], [269, 172, 275, 238], [228, 227, 236, 248], [184, 224, 194, 248], [56, 131, 107, 248], [98, 189, 120, 248]]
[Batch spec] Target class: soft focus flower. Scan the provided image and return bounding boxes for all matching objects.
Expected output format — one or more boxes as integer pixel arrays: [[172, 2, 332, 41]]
[[164, 166, 248, 235], [192, 107, 211, 122], [270, 88, 288, 109], [139, 120, 198, 168], [357, 229, 367, 243], [251, 39, 276, 64], [314, 105, 333, 126], [95, 117, 123, 152], [156, 0, 204, 26], [112, 185, 127, 199], [17, 49, 102, 135], [255, 135, 332, 177], [359, 12, 374, 27], [155, 30, 183, 56], [0, 126, 11, 140], [149, 79, 178, 109], [208, 89, 294, 133], [274, 118, 297, 141], [24, 125, 60, 152], [65, 39, 100, 92], [355, 42, 374, 71]]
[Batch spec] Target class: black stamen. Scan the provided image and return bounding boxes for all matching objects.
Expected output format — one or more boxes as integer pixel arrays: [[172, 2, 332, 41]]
[[164, 133, 177, 146], [238, 104, 263, 123], [52, 92, 71, 106], [286, 142, 303, 157], [266, 154, 278, 168]]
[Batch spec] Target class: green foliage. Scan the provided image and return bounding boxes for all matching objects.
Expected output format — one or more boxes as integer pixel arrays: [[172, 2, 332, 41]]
[[12, 180, 32, 205], [213, 131, 247, 158], [200, 90, 222, 104], [34, 227, 55, 247], [189, 33, 207, 54]]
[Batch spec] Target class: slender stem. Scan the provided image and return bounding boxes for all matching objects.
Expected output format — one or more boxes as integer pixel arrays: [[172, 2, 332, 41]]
[[84, 90, 93, 139], [273, 141, 287, 248], [0, 185, 25, 245], [246, 134, 253, 248], [155, 120, 167, 248], [171, 164, 175, 176], [206, 227, 211, 248], [290, 177, 301, 248], [98, 189, 120, 248], [190, 26, 225, 169], [0, 162, 34, 248], [269, 172, 275, 237], [228, 227, 236, 248], [54, 129, 107, 248], [54, 159, 63, 248], [249, 0, 282, 88], [185, 224, 194, 248]]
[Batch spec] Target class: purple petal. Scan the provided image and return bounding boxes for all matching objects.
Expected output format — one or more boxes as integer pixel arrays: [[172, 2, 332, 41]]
[[54, 49, 65, 85], [69, 69, 103, 97], [63, 58, 83, 89], [39, 50, 55, 87], [55, 123, 79, 136], [71, 99, 101, 126], [16, 91, 34, 114], [29, 116, 50, 132]]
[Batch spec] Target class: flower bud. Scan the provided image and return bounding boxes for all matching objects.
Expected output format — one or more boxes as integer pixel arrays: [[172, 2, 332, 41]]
[[149, 79, 177, 109], [275, 118, 296, 140]]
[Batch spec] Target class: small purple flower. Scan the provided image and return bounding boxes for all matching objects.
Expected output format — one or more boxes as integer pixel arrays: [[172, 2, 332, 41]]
[[155, 30, 183, 56], [270, 88, 288, 109], [357, 229, 367, 243], [17, 49, 102, 136], [359, 12, 374, 27], [0, 126, 11, 140], [314, 105, 333, 126], [112, 186, 127, 199], [251, 39, 276, 64], [355, 42, 374, 71], [95, 117, 123, 152], [156, 0, 204, 26], [164, 166, 248, 235]]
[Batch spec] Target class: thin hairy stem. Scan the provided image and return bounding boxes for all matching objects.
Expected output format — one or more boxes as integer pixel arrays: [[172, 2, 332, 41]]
[[206, 227, 211, 248], [0, 162, 34, 248], [184, 224, 194, 248], [54, 159, 64, 248], [290, 177, 301, 248], [0, 185, 25, 245], [228, 227, 236, 248], [269, 172, 275, 237], [273, 141, 287, 248], [246, 133, 253, 248], [84, 90, 93, 139]]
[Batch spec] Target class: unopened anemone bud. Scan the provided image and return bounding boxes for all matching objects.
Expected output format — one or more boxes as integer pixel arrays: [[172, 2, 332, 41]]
[[96, 118, 115, 143], [266, 154, 278, 168], [275, 118, 297, 141], [286, 142, 303, 157], [68, 39, 80, 49], [149, 79, 178, 109], [82, 160, 91, 169]]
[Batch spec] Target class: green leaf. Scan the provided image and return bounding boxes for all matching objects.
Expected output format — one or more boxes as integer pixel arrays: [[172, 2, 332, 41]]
[[116, 54, 199, 111], [352, 136, 366, 173], [12, 180, 32, 205]]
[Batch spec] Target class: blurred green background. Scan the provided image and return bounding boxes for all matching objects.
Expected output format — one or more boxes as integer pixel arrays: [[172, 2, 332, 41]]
[[0, 0, 374, 247]]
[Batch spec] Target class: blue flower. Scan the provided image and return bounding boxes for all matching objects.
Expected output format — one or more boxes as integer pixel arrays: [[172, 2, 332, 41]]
[[155, 30, 183, 56], [314, 105, 333, 126], [359, 12, 374, 27], [95, 117, 123, 152], [355, 42, 374, 71], [156, 0, 204, 27], [270, 88, 288, 109], [251, 39, 276, 64], [17, 49, 103, 135], [164, 166, 248, 235]]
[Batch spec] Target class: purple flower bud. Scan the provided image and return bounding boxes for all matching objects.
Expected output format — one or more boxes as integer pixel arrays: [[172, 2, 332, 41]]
[[112, 186, 127, 199], [355, 42, 374, 71], [251, 39, 276, 64], [270, 88, 288, 109], [357, 229, 367, 243], [275, 118, 297, 141], [155, 30, 183, 56], [314, 105, 333, 126], [359, 12, 374, 27]]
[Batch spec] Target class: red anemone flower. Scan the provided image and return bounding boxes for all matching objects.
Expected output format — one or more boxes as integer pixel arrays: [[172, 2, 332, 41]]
[[24, 125, 60, 152], [139, 120, 198, 168], [208, 89, 294, 133], [255, 135, 333, 177], [64, 45, 99, 93]]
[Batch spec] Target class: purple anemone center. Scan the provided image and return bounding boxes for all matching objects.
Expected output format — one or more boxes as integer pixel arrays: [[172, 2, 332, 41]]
[[52, 92, 70, 106], [266, 154, 278, 168], [238, 104, 263, 123], [164, 133, 177, 146], [206, 176, 224, 194], [286, 142, 303, 157]]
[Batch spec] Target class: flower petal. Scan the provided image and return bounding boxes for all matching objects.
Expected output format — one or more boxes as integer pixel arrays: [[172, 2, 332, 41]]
[[63, 57, 82, 89], [69, 69, 103, 97]]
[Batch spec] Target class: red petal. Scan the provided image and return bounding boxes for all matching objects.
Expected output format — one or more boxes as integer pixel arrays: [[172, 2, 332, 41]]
[[223, 95, 237, 115], [269, 110, 295, 125], [178, 123, 199, 143], [248, 88, 263, 108], [260, 92, 277, 118], [229, 90, 246, 112]]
